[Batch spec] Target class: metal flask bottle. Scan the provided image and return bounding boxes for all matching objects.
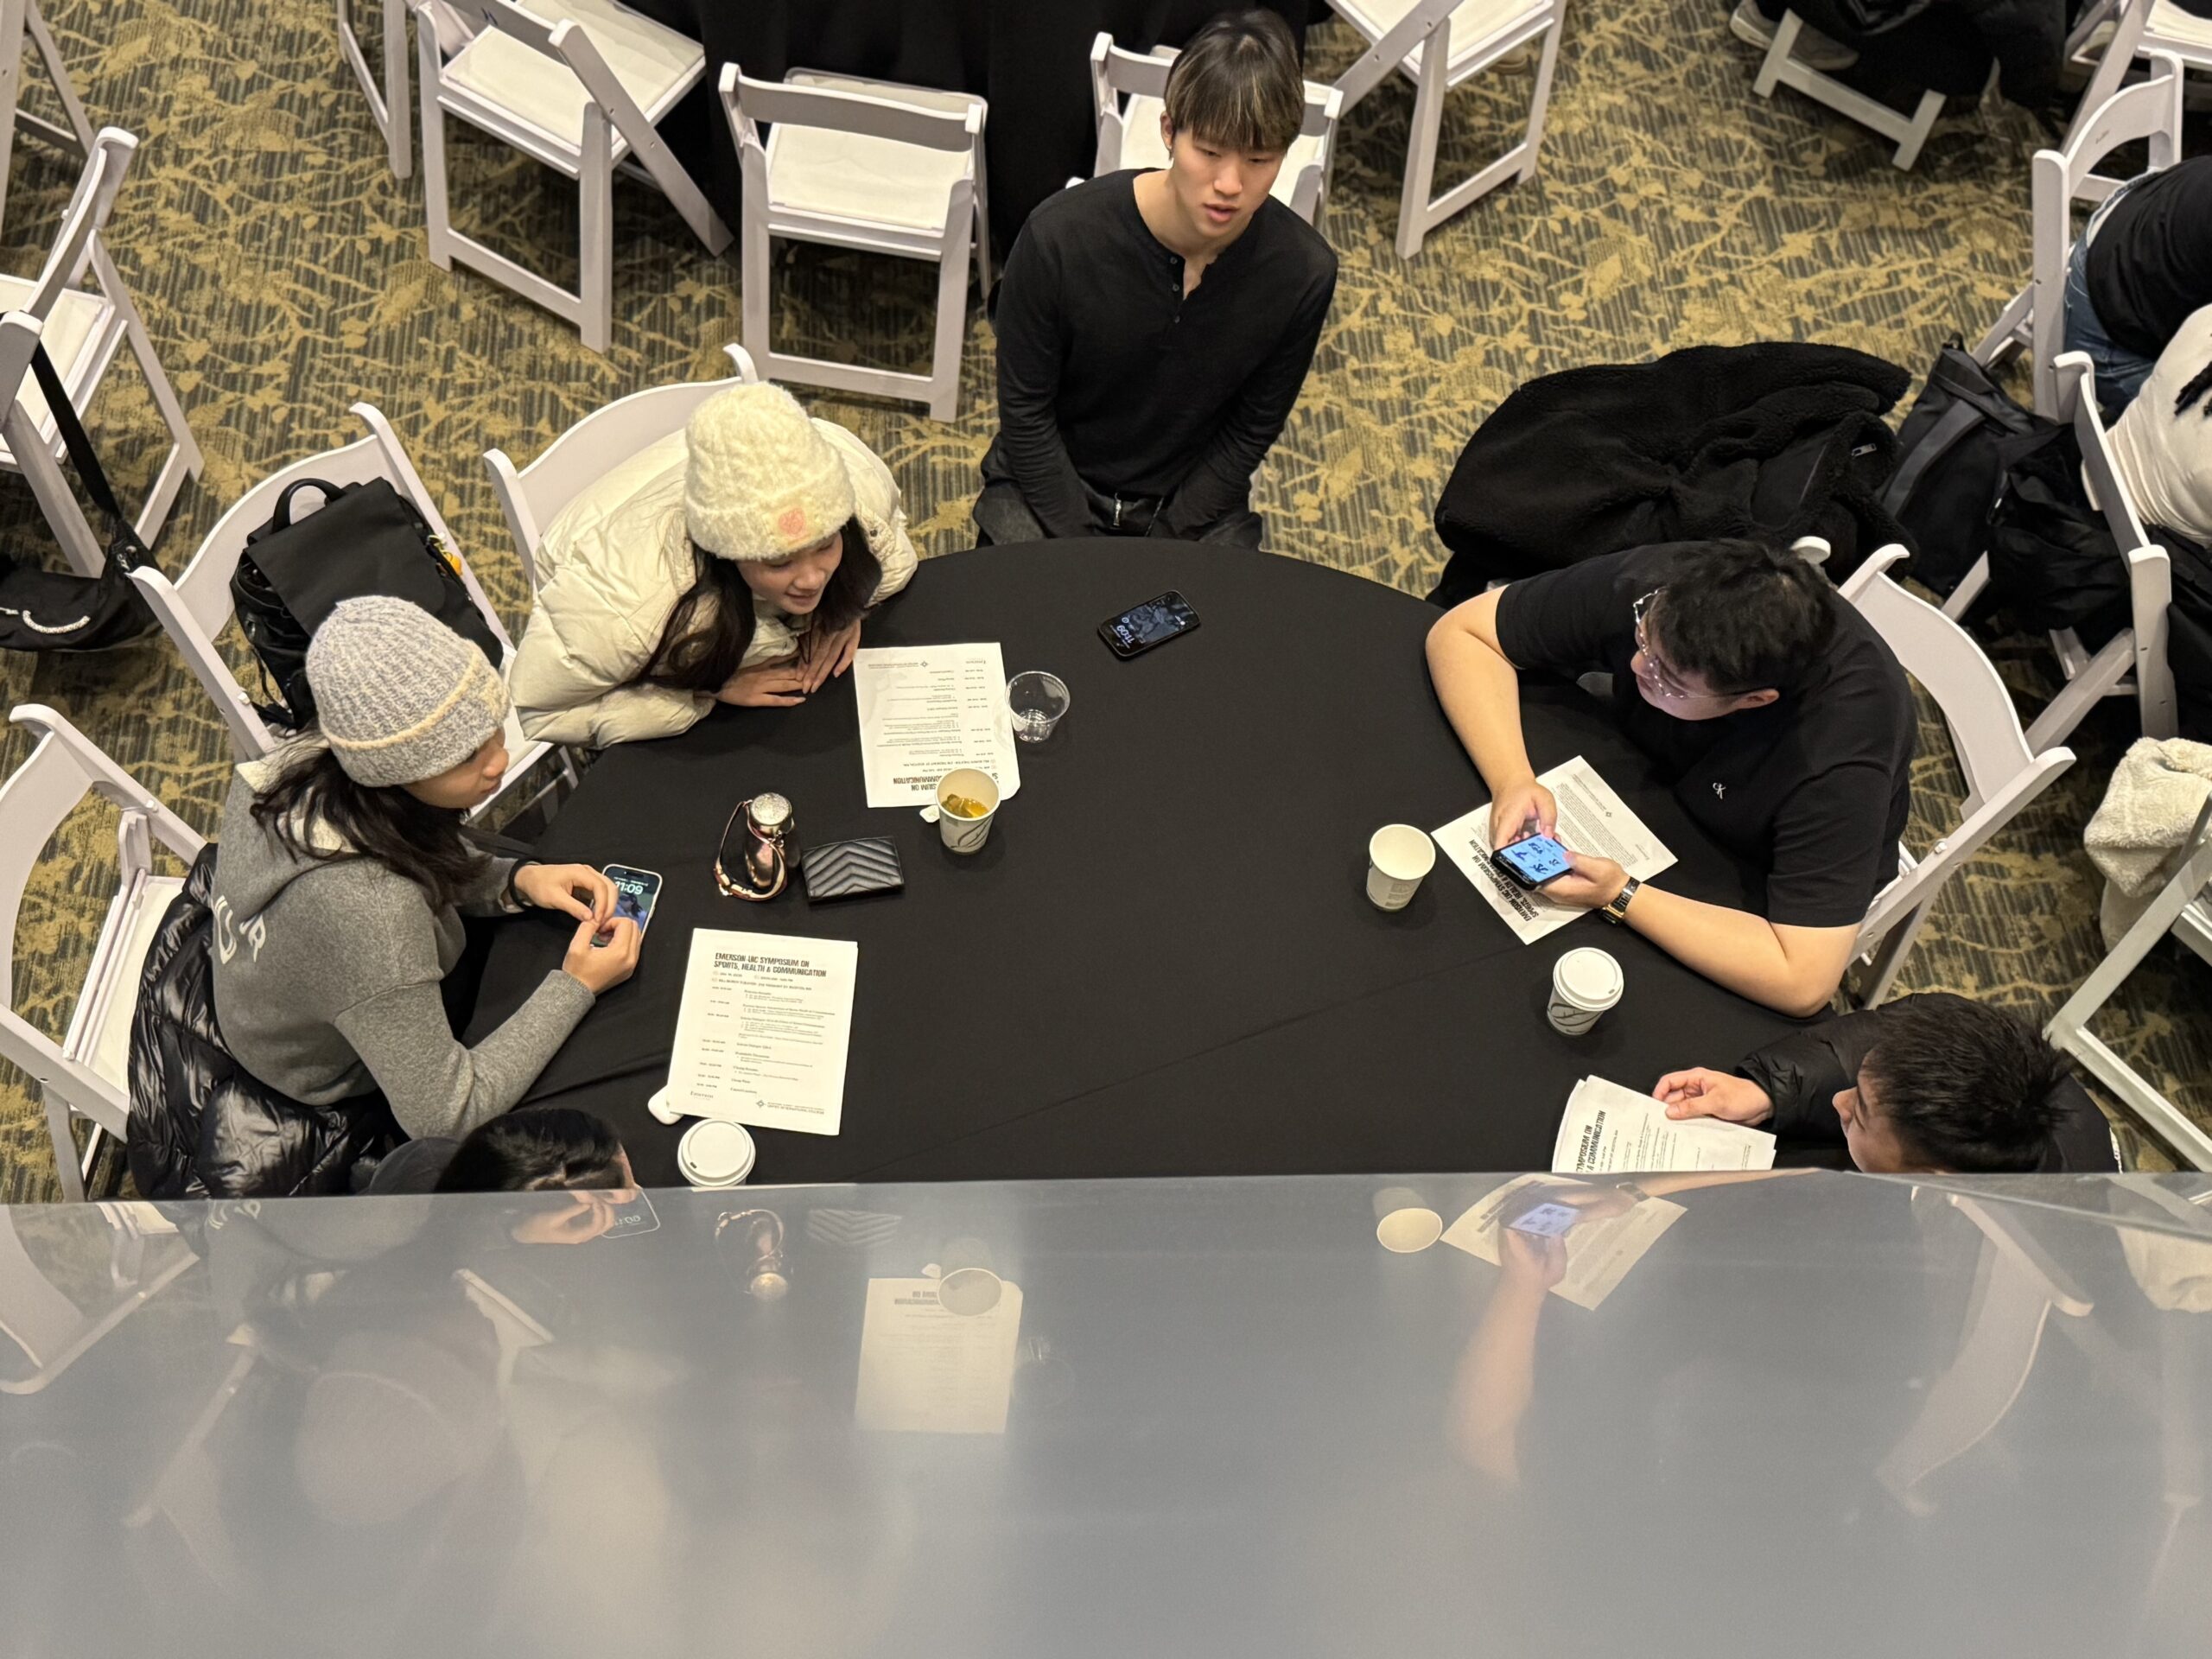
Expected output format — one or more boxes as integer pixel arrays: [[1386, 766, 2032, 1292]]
[[731, 791, 798, 901]]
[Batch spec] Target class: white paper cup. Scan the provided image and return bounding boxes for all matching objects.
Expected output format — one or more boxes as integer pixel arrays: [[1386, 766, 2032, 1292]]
[[677, 1118, 756, 1188], [1376, 1207, 1445, 1253], [1366, 824, 1436, 911], [1548, 946, 1624, 1036], [935, 767, 1001, 855]]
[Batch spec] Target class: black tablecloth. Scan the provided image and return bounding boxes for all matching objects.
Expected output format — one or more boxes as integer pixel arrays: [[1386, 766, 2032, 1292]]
[[468, 541, 1803, 1186], [623, 0, 1326, 253]]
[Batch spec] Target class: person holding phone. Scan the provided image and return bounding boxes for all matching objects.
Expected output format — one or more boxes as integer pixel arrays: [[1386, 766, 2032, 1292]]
[[510, 381, 916, 747], [1426, 539, 1915, 1016], [207, 600, 643, 1159]]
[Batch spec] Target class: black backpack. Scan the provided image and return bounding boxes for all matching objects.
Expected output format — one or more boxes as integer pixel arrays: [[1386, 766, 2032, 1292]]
[[1880, 340, 2050, 597], [230, 477, 502, 728]]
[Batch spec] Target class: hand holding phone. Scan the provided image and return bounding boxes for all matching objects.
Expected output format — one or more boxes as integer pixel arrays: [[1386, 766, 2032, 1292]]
[[1506, 1201, 1581, 1238], [596, 865, 662, 946], [1491, 833, 1573, 890]]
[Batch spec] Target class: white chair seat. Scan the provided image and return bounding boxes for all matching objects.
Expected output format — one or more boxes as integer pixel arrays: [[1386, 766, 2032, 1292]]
[[442, 0, 701, 151], [764, 73, 980, 233], [2148, 0, 2212, 46], [1114, 91, 1331, 210], [0, 277, 111, 447], [1337, 0, 1545, 79], [64, 872, 182, 1093]]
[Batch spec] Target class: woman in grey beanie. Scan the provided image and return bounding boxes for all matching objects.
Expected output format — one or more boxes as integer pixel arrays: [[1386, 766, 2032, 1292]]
[[207, 597, 642, 1150]]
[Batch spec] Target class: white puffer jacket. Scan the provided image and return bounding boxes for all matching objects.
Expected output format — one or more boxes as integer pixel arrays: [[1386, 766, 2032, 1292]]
[[509, 420, 918, 747], [2110, 302, 2212, 547]]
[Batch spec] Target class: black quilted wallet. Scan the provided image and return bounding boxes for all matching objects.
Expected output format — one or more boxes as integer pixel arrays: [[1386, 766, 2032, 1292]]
[[802, 836, 904, 901]]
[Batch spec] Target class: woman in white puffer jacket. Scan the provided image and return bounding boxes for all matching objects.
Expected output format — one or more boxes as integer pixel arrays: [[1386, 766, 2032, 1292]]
[[2109, 305, 2212, 550], [510, 381, 918, 747]]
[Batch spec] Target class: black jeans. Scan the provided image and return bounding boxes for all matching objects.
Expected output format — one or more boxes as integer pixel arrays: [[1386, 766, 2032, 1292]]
[[971, 480, 1265, 549]]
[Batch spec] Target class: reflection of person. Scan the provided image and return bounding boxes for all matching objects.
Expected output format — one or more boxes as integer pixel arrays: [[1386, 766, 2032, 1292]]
[[209, 600, 640, 1153], [1426, 539, 1914, 1015], [366, 1106, 634, 1204], [2069, 157, 2212, 422], [1651, 993, 2115, 1173], [510, 381, 916, 745], [1448, 1220, 1562, 1485], [974, 10, 1336, 547]]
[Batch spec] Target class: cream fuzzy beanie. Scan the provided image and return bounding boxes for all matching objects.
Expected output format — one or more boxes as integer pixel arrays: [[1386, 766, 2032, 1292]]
[[683, 382, 856, 563], [306, 595, 509, 788]]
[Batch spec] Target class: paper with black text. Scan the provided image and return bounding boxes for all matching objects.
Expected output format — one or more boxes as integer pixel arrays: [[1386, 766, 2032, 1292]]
[[854, 643, 1022, 807], [1442, 1175, 1685, 1311], [665, 929, 856, 1136], [1432, 755, 1676, 944], [855, 1276, 1025, 1434], [1553, 1073, 1777, 1173]]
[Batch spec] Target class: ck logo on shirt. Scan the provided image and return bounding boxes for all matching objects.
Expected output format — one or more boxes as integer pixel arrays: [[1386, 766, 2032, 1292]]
[[1711, 781, 1728, 800]]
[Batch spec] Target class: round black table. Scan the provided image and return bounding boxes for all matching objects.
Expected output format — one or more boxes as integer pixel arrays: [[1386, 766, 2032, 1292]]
[[468, 541, 1803, 1187]]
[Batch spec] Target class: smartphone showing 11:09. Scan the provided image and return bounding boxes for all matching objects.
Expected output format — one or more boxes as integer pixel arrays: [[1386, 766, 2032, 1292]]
[[596, 864, 662, 946]]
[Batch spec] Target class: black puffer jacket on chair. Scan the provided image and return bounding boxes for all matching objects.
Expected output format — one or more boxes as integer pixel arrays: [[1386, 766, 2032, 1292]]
[[127, 846, 399, 1198]]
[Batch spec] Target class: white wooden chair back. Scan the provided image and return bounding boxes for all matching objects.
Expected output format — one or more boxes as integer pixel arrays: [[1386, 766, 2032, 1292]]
[[1839, 549, 2077, 1000], [0, 705, 205, 1194], [1332, 0, 1465, 110], [725, 66, 982, 159], [484, 342, 757, 592], [22, 125, 131, 326]]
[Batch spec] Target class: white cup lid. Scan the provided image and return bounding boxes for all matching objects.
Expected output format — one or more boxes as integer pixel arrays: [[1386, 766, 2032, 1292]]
[[1554, 947, 1624, 1008], [680, 1119, 755, 1185]]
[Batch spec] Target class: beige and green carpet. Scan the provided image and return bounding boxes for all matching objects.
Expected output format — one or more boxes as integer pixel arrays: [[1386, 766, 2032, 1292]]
[[3, 0, 2205, 1200]]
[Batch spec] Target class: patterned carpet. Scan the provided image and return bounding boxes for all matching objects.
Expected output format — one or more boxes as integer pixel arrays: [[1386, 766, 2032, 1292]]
[[2, 0, 2206, 1200]]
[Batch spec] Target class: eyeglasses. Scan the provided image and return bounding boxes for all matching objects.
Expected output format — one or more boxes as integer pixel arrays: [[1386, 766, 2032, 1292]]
[[1630, 588, 1728, 705]]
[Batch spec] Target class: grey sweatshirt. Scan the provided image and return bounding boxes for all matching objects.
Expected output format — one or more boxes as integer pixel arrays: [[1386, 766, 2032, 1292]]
[[209, 745, 595, 1141]]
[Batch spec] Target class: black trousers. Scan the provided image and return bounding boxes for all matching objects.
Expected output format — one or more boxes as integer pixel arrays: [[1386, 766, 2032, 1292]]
[[970, 480, 1265, 549]]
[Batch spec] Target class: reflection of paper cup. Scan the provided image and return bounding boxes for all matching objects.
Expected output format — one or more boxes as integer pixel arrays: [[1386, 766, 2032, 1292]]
[[1366, 824, 1436, 911], [1376, 1207, 1444, 1253], [938, 1267, 1005, 1316], [935, 768, 1001, 855], [1548, 947, 1624, 1036], [677, 1119, 755, 1188]]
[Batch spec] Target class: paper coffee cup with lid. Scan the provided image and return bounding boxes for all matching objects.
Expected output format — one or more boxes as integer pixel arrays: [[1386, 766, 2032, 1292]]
[[677, 1118, 756, 1188], [1548, 946, 1623, 1036]]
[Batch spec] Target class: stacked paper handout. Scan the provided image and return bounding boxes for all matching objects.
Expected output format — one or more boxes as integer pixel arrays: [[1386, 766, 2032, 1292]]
[[1553, 1073, 1777, 1173]]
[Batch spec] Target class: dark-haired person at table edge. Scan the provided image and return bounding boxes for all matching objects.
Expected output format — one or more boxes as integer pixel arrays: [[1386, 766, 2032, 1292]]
[[1426, 540, 1916, 1017], [972, 9, 1336, 549], [1652, 993, 2116, 1173]]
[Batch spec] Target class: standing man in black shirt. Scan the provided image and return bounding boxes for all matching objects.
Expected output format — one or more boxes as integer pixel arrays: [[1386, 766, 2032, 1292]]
[[974, 10, 1337, 548], [1425, 540, 1916, 1016]]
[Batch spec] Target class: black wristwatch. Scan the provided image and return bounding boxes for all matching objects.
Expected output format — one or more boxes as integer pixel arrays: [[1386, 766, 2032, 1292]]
[[503, 860, 533, 911], [1601, 874, 1640, 925]]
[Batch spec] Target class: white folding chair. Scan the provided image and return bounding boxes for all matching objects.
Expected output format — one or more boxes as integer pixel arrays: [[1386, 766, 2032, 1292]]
[[1752, 10, 1994, 170], [1086, 33, 1344, 227], [2069, 0, 2212, 119], [1972, 54, 2185, 418], [1942, 353, 2177, 749], [339, 0, 413, 179], [1, 1203, 195, 1390], [126, 402, 570, 825], [1839, 546, 2078, 1006], [484, 340, 756, 592], [0, 129, 201, 576], [0, 705, 205, 1202], [2047, 796, 2212, 1170], [411, 0, 729, 353], [721, 64, 988, 423], [1326, 0, 1565, 257], [0, 0, 97, 228]]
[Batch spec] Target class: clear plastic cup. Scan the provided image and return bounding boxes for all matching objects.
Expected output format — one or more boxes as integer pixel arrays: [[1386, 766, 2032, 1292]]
[[1007, 671, 1071, 742]]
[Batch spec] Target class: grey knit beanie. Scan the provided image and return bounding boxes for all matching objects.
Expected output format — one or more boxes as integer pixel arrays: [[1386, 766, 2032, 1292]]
[[306, 596, 508, 788]]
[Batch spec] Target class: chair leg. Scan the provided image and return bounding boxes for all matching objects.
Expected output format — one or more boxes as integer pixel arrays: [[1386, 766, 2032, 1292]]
[[739, 207, 772, 382], [969, 138, 993, 295], [23, 0, 92, 153], [99, 257, 205, 543], [1859, 895, 1936, 1008], [1395, 61, 1448, 259], [927, 229, 971, 423], [1518, 22, 1562, 184], [44, 1092, 86, 1204], [1753, 12, 1802, 98], [1891, 86, 1947, 170], [416, 25, 453, 269], [578, 111, 613, 355], [384, 0, 412, 180]]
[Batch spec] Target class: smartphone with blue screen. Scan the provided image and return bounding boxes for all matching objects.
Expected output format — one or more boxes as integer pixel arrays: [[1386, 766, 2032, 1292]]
[[1507, 1202, 1580, 1238], [595, 864, 662, 946], [1491, 833, 1573, 890]]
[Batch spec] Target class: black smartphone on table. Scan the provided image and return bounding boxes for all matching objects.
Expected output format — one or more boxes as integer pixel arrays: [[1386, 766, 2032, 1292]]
[[1100, 590, 1200, 658], [1491, 834, 1573, 890], [595, 864, 662, 946]]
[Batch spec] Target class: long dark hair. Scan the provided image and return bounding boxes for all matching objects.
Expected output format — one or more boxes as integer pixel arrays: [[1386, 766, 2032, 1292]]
[[636, 518, 881, 695], [250, 744, 485, 911]]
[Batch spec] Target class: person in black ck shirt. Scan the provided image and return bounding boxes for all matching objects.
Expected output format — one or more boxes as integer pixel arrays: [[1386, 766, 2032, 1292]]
[[973, 9, 1337, 548], [2069, 156, 2212, 422], [1426, 540, 1916, 1016]]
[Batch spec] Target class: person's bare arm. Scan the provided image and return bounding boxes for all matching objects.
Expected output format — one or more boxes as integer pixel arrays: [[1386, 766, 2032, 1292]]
[[1425, 592, 1557, 847]]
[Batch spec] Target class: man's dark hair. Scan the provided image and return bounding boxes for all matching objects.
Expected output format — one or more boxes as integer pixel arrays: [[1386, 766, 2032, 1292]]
[[1648, 540, 1839, 695], [1858, 997, 2069, 1173], [435, 1108, 628, 1193], [1162, 10, 1305, 155]]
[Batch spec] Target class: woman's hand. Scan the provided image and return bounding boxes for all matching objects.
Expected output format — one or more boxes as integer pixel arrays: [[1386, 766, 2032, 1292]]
[[717, 657, 809, 708], [1650, 1067, 1776, 1126], [1488, 776, 1558, 851], [1542, 850, 1629, 912], [563, 915, 640, 995], [798, 618, 863, 693], [512, 862, 615, 928]]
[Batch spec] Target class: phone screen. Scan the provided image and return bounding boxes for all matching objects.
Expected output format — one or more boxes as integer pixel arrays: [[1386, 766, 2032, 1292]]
[[1101, 591, 1199, 657], [597, 1190, 660, 1240], [1492, 834, 1573, 888], [1507, 1202, 1580, 1238], [599, 865, 663, 944]]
